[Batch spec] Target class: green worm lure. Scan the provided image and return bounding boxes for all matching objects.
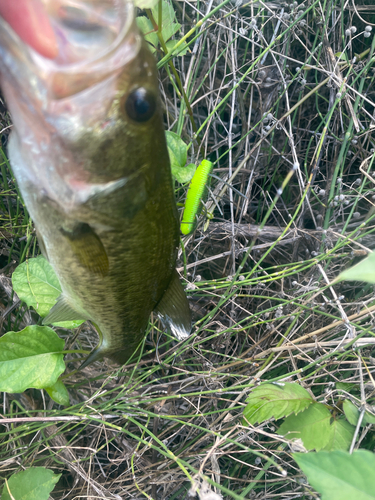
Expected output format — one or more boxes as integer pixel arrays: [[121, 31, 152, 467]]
[[180, 159, 213, 235]]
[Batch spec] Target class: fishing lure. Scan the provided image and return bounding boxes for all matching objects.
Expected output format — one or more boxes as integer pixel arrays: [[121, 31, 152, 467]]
[[180, 159, 213, 235]]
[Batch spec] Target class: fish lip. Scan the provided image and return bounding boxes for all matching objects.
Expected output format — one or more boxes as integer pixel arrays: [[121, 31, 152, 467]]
[[0, 0, 141, 100]]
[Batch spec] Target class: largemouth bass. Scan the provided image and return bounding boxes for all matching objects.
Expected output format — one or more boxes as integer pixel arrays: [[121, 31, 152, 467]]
[[0, 0, 191, 367]]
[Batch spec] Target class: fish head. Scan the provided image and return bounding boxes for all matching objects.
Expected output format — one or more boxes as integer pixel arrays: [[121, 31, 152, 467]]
[[0, 0, 169, 209]]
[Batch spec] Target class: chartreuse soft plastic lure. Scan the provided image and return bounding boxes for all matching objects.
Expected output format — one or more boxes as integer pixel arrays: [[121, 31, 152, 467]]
[[180, 159, 213, 235]]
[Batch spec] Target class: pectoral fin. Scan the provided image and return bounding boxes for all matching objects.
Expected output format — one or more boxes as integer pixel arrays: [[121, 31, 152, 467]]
[[79, 337, 105, 369], [79, 324, 122, 369], [36, 228, 49, 260], [155, 270, 192, 340], [43, 294, 86, 324], [60, 222, 109, 277], [80, 343, 134, 369], [79, 347, 104, 369]]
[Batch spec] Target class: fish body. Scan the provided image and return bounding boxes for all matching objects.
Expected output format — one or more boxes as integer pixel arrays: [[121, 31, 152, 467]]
[[0, 0, 191, 365]]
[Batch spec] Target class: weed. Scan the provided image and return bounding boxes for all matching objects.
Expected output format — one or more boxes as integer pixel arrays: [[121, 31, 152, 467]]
[[1, 0, 375, 498]]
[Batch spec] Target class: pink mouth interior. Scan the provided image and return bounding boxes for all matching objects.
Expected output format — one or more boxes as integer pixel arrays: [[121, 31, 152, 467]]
[[0, 0, 134, 100], [0, 0, 121, 66], [0, 0, 58, 58]]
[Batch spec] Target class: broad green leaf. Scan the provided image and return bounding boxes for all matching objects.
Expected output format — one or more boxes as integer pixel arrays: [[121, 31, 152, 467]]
[[2, 467, 60, 500], [166, 132, 196, 183], [174, 162, 196, 184], [277, 403, 331, 451], [137, 0, 186, 56], [335, 51, 350, 63], [152, 0, 180, 41], [322, 418, 355, 451], [338, 252, 375, 284], [243, 382, 313, 425], [293, 450, 375, 500], [336, 382, 357, 393], [12, 256, 60, 316], [344, 399, 360, 426], [45, 379, 70, 406], [364, 408, 375, 425], [165, 39, 189, 56], [0, 326, 65, 393], [137, 16, 158, 52], [12, 256, 84, 328], [343, 399, 375, 426], [134, 0, 158, 8], [166, 131, 187, 170]]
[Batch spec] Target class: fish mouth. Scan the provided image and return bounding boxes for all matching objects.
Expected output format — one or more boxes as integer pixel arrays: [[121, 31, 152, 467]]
[[0, 0, 140, 101]]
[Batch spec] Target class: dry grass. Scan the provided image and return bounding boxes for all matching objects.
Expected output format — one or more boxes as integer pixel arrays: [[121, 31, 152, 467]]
[[1, 0, 375, 498]]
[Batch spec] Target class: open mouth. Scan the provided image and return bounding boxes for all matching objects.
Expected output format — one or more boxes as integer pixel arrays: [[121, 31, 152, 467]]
[[0, 0, 139, 99]]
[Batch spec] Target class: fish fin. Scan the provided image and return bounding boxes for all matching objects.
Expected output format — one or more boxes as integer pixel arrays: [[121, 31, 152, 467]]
[[79, 345, 131, 368], [60, 222, 109, 277], [79, 346, 104, 369], [36, 228, 49, 260], [78, 322, 105, 368], [155, 270, 192, 340], [79, 323, 137, 369], [43, 294, 86, 324]]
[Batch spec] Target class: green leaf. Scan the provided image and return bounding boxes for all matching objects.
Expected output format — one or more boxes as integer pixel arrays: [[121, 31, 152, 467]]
[[165, 39, 189, 56], [363, 408, 375, 425], [137, 16, 158, 52], [12, 256, 84, 329], [12, 256, 60, 317], [322, 418, 355, 451], [336, 382, 358, 394], [166, 131, 187, 170], [45, 379, 70, 406], [2, 467, 60, 500], [165, 132, 197, 183], [343, 399, 375, 426], [174, 162, 196, 184], [137, 0, 184, 55], [277, 403, 331, 451], [151, 0, 180, 41], [338, 252, 375, 284], [293, 450, 375, 500], [134, 0, 158, 8], [243, 382, 313, 425], [335, 51, 350, 63], [0, 326, 65, 393], [344, 399, 361, 426]]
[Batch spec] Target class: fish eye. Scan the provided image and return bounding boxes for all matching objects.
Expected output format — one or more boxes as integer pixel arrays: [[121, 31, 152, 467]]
[[124, 88, 156, 122]]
